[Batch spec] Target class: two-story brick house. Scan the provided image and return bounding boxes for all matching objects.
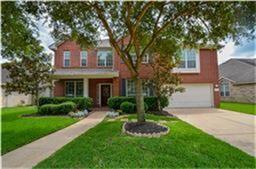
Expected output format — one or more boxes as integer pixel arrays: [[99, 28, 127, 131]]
[[49, 39, 220, 108]]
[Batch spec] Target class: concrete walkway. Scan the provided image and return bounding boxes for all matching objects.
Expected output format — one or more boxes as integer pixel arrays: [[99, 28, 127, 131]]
[[167, 108, 256, 157], [2, 111, 106, 169]]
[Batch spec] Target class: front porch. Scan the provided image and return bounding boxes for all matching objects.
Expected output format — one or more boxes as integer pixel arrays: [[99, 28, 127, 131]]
[[52, 69, 120, 107]]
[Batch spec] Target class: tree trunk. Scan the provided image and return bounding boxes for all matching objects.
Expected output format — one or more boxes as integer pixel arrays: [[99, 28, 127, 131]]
[[135, 77, 145, 122], [157, 96, 162, 112]]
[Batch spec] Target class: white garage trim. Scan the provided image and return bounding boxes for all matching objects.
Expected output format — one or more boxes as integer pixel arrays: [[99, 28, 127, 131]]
[[168, 83, 214, 108]]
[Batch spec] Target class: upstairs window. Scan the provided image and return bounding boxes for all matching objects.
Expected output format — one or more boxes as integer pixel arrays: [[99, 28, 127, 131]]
[[130, 53, 149, 64], [126, 79, 150, 96], [63, 51, 71, 67], [220, 83, 230, 97], [97, 50, 113, 66], [179, 49, 197, 69], [80, 51, 87, 66]]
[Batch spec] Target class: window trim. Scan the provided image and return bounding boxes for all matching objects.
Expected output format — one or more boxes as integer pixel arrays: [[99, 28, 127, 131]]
[[142, 54, 149, 64], [125, 79, 150, 97], [97, 49, 113, 67], [80, 50, 87, 67], [63, 51, 71, 67], [173, 48, 200, 73], [220, 82, 230, 97], [65, 80, 84, 97]]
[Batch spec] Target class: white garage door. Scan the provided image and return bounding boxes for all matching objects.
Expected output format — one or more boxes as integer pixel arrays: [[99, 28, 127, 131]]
[[168, 84, 213, 108]]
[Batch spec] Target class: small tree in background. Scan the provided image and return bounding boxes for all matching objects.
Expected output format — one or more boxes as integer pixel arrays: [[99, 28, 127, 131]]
[[2, 53, 52, 108], [148, 39, 185, 112]]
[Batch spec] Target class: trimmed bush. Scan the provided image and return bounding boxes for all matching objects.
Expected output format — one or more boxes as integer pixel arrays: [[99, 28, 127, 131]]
[[108, 96, 169, 111], [120, 102, 136, 114], [39, 97, 93, 110], [38, 101, 76, 115], [107, 97, 135, 110]]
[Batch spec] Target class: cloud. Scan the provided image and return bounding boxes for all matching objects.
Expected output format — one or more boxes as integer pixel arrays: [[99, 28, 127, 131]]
[[218, 39, 256, 64]]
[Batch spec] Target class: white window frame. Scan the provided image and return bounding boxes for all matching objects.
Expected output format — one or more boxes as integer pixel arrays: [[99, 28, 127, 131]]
[[126, 79, 150, 97], [63, 51, 71, 67], [65, 80, 84, 97], [142, 54, 149, 64], [80, 51, 87, 67], [173, 48, 200, 73], [97, 50, 113, 67], [220, 83, 230, 97], [130, 53, 149, 64]]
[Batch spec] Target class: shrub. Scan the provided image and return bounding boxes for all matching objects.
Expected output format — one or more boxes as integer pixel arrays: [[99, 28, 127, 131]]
[[107, 96, 135, 110], [39, 97, 93, 110], [107, 96, 168, 111], [120, 101, 136, 114], [38, 101, 76, 115]]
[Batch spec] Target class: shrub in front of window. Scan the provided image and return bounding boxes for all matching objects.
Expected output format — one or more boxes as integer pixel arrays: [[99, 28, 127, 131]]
[[120, 101, 136, 114], [107, 96, 135, 110], [39, 97, 93, 110], [107, 96, 168, 111], [38, 101, 76, 115]]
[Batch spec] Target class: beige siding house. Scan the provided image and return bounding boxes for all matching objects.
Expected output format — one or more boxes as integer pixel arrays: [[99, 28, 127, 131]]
[[219, 59, 256, 103]]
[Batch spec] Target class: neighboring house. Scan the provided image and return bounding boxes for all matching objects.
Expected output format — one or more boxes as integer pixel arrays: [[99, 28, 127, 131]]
[[219, 58, 256, 103], [49, 39, 220, 108], [1, 68, 51, 107]]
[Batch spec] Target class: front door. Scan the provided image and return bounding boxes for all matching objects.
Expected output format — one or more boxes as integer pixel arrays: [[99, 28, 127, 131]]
[[101, 84, 111, 107]]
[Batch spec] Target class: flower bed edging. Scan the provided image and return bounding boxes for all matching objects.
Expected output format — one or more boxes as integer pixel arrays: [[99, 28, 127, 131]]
[[122, 122, 170, 138]]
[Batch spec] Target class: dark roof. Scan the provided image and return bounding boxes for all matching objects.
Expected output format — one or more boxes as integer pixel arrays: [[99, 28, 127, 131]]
[[236, 59, 256, 66], [219, 58, 256, 84]]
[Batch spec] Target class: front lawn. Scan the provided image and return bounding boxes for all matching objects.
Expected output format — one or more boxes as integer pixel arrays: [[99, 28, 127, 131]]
[[1, 106, 78, 155], [220, 102, 256, 115], [35, 114, 255, 168]]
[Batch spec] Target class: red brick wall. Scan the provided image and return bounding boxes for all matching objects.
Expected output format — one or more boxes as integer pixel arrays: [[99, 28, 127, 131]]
[[54, 40, 112, 69], [54, 80, 65, 96]]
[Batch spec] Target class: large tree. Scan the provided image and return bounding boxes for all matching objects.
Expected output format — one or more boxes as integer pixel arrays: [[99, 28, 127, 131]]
[[25, 1, 255, 122], [1, 1, 52, 107]]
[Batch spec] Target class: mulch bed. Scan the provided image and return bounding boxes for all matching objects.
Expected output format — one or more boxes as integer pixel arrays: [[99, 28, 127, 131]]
[[149, 110, 174, 117], [124, 121, 168, 134]]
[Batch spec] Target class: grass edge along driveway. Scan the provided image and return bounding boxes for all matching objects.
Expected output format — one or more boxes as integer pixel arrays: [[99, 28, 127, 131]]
[[35, 114, 255, 168], [2, 106, 78, 155], [220, 102, 256, 115]]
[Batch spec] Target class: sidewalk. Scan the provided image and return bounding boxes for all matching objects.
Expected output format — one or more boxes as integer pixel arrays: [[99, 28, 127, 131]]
[[2, 111, 106, 169]]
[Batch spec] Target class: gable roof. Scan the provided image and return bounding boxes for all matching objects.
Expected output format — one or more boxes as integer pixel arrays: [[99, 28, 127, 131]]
[[219, 58, 256, 85], [49, 39, 111, 51]]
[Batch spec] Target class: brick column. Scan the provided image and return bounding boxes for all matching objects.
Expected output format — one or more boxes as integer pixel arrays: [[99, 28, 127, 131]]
[[112, 77, 120, 96]]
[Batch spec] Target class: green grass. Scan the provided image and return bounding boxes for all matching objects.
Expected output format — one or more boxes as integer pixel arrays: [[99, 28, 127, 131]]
[[35, 114, 255, 168], [220, 102, 256, 115], [1, 106, 78, 155]]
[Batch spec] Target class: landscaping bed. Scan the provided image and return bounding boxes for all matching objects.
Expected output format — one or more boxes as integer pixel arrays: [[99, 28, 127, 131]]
[[123, 121, 169, 137], [35, 114, 255, 168]]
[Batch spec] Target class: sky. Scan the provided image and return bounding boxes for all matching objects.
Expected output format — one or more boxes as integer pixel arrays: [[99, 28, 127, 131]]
[[38, 20, 256, 65]]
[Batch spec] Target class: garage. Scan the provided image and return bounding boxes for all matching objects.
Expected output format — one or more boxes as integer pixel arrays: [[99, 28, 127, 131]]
[[168, 84, 214, 108]]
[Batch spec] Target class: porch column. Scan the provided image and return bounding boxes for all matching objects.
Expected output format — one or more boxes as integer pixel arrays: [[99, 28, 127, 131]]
[[83, 78, 89, 97], [112, 77, 120, 96]]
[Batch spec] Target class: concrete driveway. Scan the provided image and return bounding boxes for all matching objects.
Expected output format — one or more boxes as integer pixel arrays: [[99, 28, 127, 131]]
[[166, 108, 256, 157]]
